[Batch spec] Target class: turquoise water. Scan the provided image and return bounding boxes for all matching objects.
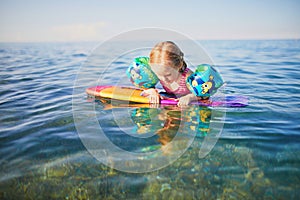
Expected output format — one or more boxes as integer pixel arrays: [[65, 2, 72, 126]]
[[1, 40, 300, 199]]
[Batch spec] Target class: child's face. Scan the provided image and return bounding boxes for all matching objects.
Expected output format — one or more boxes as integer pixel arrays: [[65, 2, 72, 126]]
[[150, 64, 179, 84]]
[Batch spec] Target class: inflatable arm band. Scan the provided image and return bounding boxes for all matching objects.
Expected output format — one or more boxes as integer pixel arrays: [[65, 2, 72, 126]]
[[126, 57, 159, 89], [186, 64, 224, 97]]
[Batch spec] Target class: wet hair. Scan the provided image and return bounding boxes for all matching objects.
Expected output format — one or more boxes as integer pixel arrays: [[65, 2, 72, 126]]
[[149, 41, 187, 73]]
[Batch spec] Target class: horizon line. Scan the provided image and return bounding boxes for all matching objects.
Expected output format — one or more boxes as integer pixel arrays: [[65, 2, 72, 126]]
[[0, 37, 299, 44]]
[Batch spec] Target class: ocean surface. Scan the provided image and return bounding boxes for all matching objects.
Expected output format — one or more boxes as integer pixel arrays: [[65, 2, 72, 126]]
[[0, 40, 299, 199]]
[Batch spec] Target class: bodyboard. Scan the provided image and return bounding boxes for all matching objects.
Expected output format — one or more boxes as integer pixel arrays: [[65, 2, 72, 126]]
[[86, 85, 248, 107]]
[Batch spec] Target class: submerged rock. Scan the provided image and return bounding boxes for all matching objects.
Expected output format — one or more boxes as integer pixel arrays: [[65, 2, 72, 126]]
[[160, 183, 172, 193]]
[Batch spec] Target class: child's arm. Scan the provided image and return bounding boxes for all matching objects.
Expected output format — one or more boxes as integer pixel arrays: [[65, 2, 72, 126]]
[[177, 69, 210, 106], [177, 70, 197, 106]]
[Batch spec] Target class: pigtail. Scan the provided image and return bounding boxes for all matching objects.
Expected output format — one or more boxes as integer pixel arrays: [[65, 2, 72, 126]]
[[179, 60, 187, 73]]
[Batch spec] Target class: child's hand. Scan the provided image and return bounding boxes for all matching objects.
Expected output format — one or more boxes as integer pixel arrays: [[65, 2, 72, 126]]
[[177, 94, 197, 106], [141, 88, 160, 104], [178, 96, 191, 106]]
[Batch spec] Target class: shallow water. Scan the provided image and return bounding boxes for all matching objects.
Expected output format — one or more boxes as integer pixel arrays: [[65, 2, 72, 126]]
[[0, 40, 300, 199]]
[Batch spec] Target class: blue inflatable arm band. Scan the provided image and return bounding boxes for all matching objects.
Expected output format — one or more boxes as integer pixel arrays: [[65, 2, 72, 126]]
[[186, 64, 224, 97], [126, 57, 159, 89]]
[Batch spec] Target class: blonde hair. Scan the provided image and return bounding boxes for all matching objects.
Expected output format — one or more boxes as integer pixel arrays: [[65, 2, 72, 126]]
[[149, 41, 187, 73]]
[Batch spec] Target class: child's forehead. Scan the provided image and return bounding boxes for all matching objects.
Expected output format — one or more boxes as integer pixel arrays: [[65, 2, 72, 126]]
[[150, 59, 168, 65], [150, 60, 175, 68], [150, 64, 177, 74]]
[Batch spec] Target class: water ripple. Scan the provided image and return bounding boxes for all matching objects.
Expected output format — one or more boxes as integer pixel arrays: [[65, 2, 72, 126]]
[[1, 40, 300, 199]]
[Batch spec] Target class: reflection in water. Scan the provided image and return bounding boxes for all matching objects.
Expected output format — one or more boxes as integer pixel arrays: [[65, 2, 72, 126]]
[[131, 107, 163, 134], [83, 96, 222, 173], [129, 105, 213, 155]]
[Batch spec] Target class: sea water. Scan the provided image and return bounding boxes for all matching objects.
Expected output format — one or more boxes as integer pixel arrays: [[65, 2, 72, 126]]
[[0, 40, 299, 199]]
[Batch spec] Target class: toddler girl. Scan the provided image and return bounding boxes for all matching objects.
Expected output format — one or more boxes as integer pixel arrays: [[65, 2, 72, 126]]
[[143, 41, 199, 106]]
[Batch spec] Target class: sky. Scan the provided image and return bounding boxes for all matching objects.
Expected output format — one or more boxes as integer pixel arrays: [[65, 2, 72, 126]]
[[0, 0, 299, 42]]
